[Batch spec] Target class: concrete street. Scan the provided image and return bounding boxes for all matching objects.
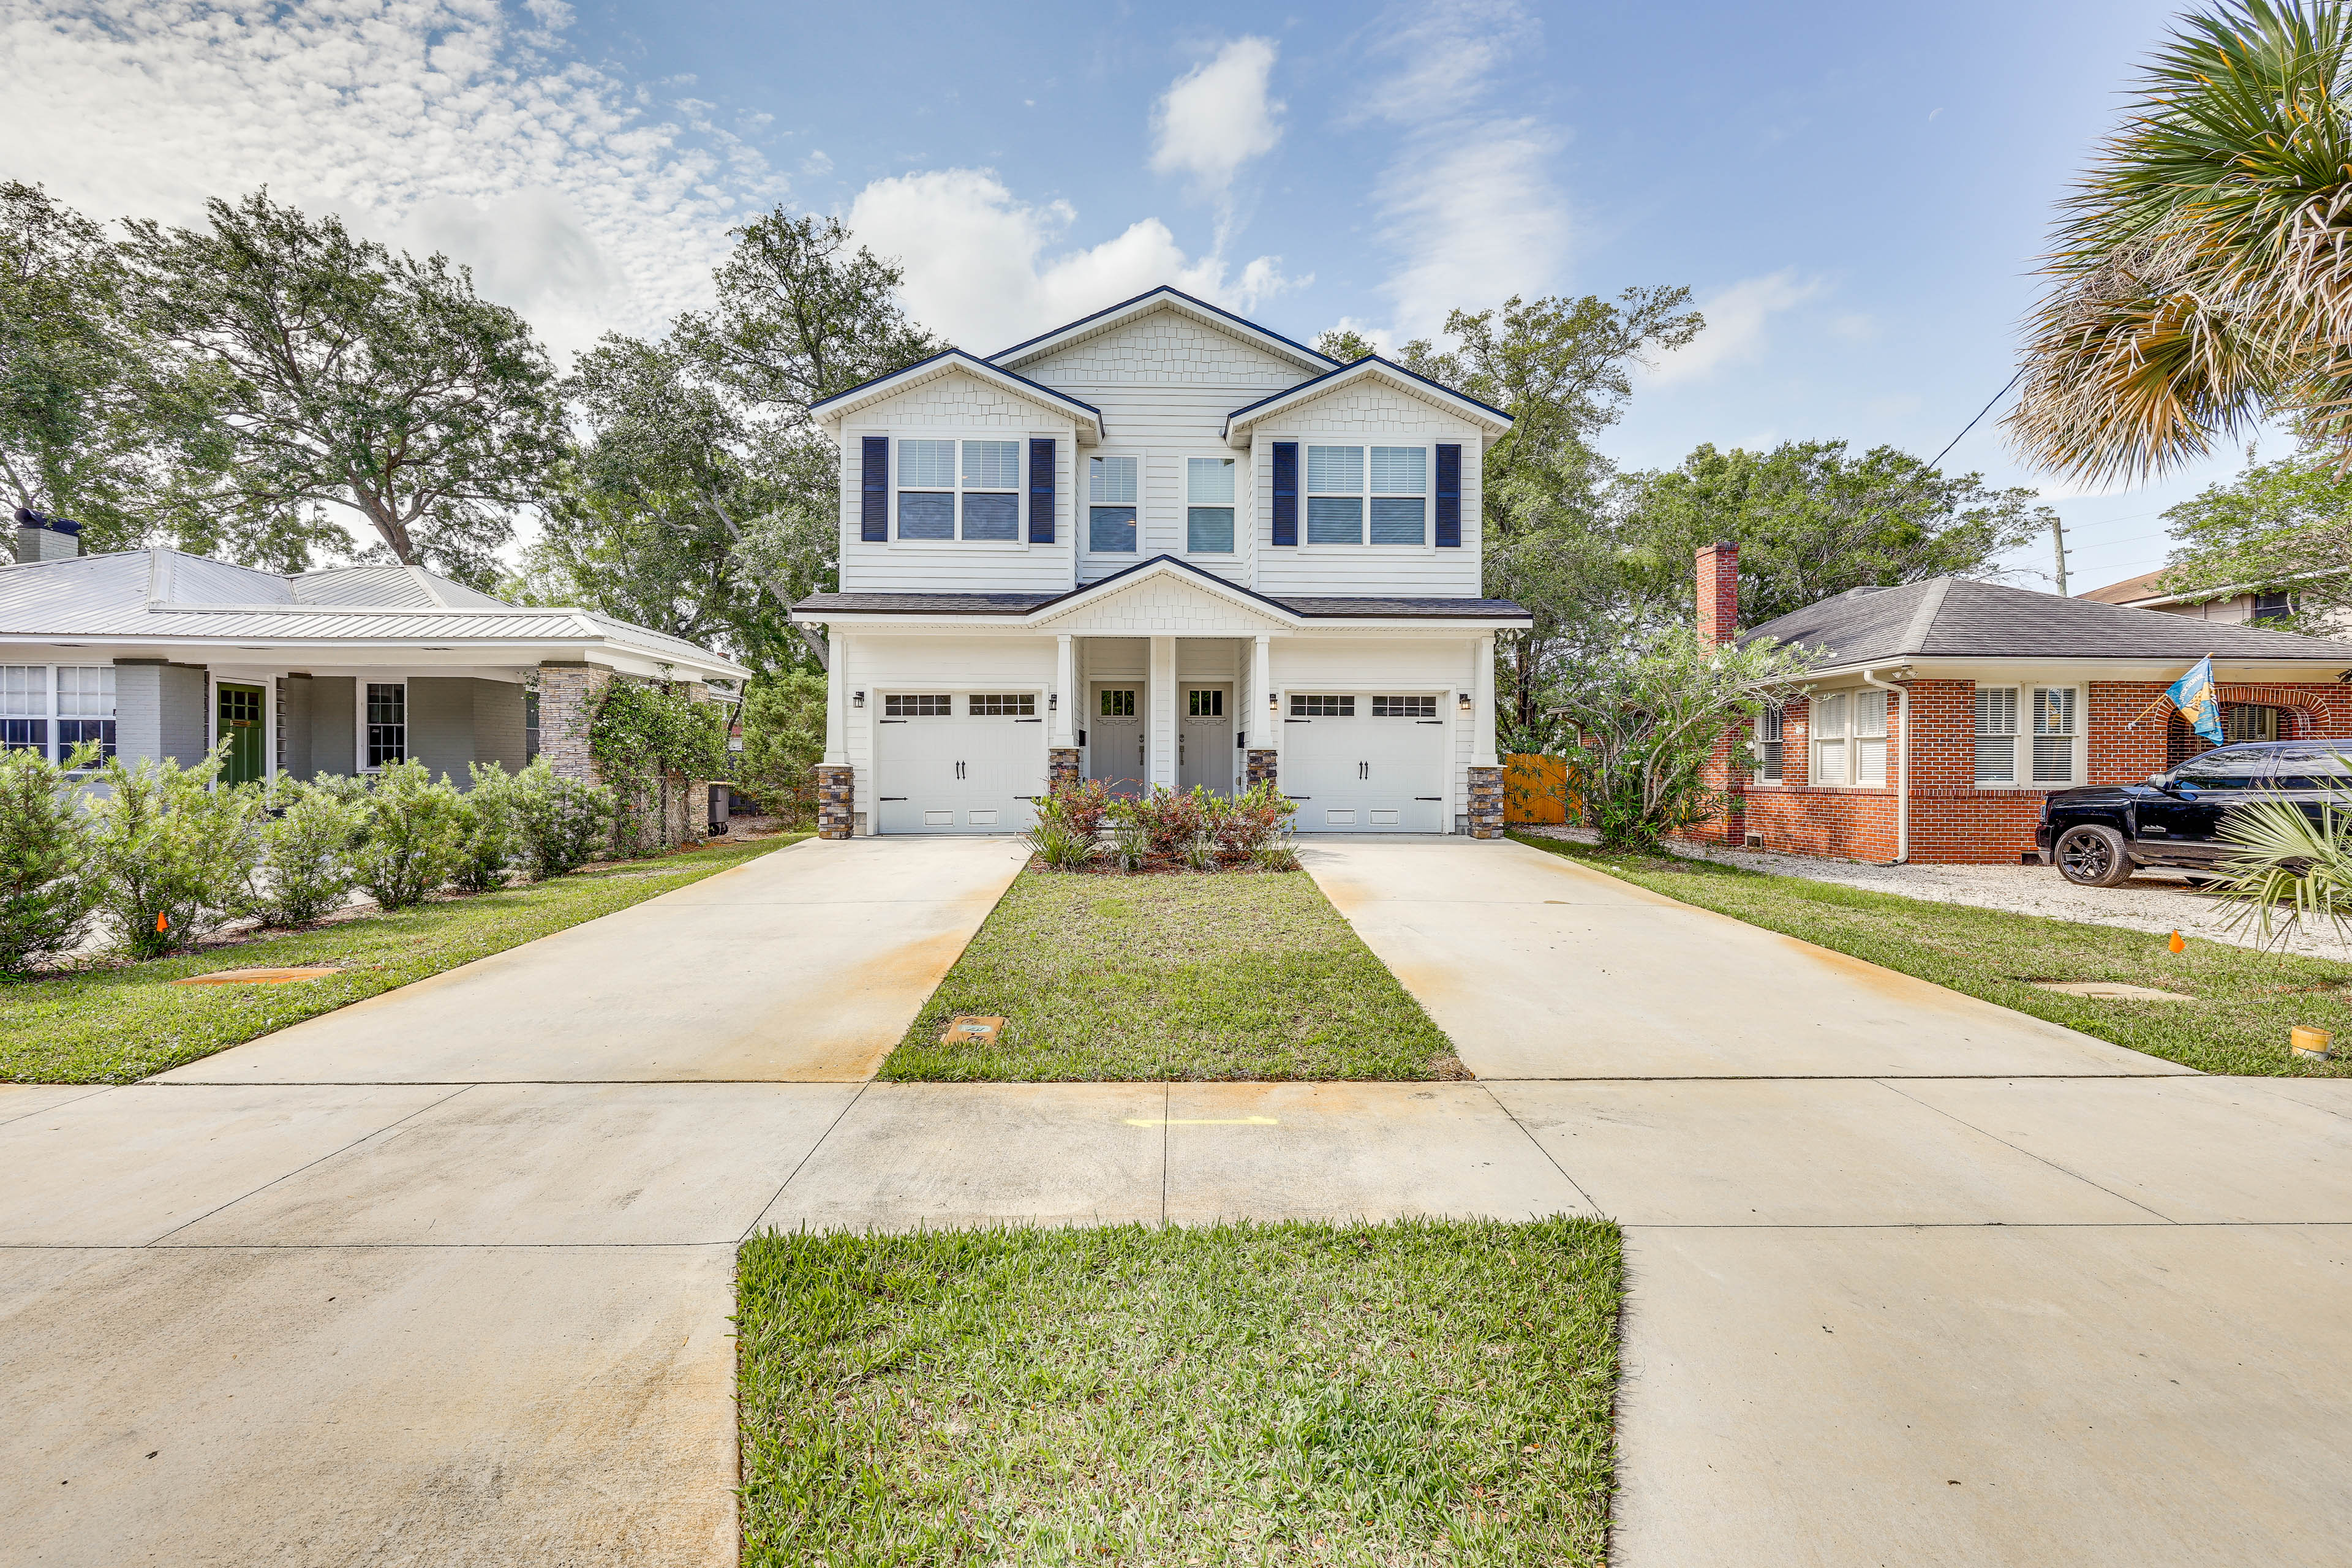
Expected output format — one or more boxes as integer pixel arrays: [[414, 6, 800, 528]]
[[4, 834, 2349, 1565]]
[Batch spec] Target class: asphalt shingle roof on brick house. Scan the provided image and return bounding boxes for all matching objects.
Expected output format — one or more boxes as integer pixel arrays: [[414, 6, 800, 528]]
[[1743, 576, 2352, 669]]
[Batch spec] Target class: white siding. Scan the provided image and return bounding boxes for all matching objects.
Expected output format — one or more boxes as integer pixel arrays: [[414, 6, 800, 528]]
[[835, 370, 1079, 595], [1248, 382, 1486, 598]]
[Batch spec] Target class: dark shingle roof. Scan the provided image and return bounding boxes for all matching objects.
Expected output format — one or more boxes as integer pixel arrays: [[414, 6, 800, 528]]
[[1744, 576, 2352, 664]]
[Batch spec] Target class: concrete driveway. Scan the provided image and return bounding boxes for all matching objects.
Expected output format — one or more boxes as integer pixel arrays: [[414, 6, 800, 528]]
[[10, 832, 2351, 1566]]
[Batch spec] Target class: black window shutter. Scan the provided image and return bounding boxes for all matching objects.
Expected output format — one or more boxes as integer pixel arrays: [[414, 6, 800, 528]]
[[1434, 443, 1463, 548], [1028, 437, 1055, 544], [861, 436, 889, 541], [1271, 442, 1298, 546]]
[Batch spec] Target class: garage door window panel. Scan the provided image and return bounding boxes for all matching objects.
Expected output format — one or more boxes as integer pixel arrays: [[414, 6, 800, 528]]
[[884, 693, 952, 717], [1291, 695, 1355, 717]]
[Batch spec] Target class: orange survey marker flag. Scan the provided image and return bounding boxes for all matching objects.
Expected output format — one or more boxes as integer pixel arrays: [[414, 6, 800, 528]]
[[156, 911, 169, 933]]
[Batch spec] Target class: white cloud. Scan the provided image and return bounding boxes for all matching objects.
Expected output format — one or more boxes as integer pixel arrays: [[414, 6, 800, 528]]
[[846, 168, 1297, 353], [0, 0, 781, 361], [1356, 1, 1572, 339], [1149, 37, 1283, 198], [1646, 270, 1824, 386]]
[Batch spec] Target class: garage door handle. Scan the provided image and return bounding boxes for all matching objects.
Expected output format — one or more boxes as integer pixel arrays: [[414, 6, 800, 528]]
[[1415, 796, 1442, 801], [1284, 718, 1311, 723], [1015, 717, 1042, 723], [880, 796, 907, 802], [1289, 795, 1311, 800]]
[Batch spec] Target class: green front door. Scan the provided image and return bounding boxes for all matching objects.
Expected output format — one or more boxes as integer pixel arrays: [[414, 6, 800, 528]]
[[217, 683, 266, 786]]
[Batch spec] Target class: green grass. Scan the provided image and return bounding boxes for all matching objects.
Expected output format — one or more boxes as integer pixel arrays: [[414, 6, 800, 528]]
[[880, 869, 1461, 1081], [1512, 831, 2352, 1077], [0, 834, 806, 1084], [736, 1217, 1621, 1567]]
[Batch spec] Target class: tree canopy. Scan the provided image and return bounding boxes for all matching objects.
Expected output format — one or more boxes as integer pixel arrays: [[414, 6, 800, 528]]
[[2157, 443, 2352, 629]]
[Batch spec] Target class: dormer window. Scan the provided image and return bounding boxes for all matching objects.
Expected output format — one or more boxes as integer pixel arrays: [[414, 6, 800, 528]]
[[899, 439, 1021, 542], [1305, 445, 1427, 546], [1089, 456, 1138, 552]]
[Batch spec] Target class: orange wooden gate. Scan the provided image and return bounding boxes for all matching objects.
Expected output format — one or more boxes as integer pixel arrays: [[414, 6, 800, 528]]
[[1504, 752, 1572, 824]]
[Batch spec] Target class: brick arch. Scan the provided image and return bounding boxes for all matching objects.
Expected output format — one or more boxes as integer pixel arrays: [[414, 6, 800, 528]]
[[2212, 682, 2352, 740]]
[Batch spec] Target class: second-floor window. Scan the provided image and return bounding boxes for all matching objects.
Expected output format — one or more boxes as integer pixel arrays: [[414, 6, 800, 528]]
[[899, 439, 1020, 543], [1187, 458, 1235, 553], [1306, 444, 1428, 546], [1090, 455, 1137, 552]]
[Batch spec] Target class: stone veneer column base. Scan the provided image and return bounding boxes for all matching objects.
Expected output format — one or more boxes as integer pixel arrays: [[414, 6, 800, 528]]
[[1467, 765, 1504, 839], [1245, 749, 1278, 791], [1047, 748, 1080, 794], [816, 764, 854, 840], [535, 662, 612, 785]]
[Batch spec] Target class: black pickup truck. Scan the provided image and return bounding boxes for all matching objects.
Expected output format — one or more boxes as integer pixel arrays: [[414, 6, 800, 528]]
[[2037, 740, 2352, 887]]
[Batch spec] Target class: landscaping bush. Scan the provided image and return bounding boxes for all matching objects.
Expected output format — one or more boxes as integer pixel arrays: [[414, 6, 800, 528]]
[[450, 761, 522, 894], [590, 677, 728, 854], [1217, 780, 1295, 861], [734, 671, 826, 825], [1107, 785, 1207, 862], [84, 745, 266, 958], [510, 758, 617, 880], [350, 760, 466, 910], [1022, 786, 1101, 870], [245, 776, 362, 927], [1031, 780, 1298, 874], [0, 741, 99, 977]]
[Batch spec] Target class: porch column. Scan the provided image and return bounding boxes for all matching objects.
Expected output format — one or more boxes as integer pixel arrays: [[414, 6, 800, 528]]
[[1468, 635, 1502, 839], [823, 632, 848, 766], [537, 660, 611, 785], [816, 631, 853, 840], [1149, 635, 1176, 791], [1248, 633, 1278, 793], [1052, 635, 1076, 747]]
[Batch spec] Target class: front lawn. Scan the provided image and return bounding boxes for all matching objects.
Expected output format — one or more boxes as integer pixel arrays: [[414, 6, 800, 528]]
[[736, 1217, 1622, 1567], [880, 869, 1462, 1081], [0, 834, 805, 1084], [1512, 831, 2352, 1077]]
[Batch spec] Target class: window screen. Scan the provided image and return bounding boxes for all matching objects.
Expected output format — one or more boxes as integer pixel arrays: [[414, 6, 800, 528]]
[[1813, 692, 1848, 787], [969, 693, 1036, 717], [1289, 694, 1355, 717], [2031, 687, 2076, 784], [1186, 456, 1235, 553], [1372, 695, 1436, 718], [1306, 445, 1364, 545], [1757, 706, 1784, 782], [1974, 687, 2018, 785], [1368, 446, 1427, 546], [1854, 690, 1888, 787], [1089, 455, 1137, 552], [366, 682, 406, 767], [884, 693, 952, 717], [960, 440, 1020, 541]]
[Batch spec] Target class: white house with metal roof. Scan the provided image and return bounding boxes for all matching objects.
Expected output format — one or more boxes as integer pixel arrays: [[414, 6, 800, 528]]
[[2, 511, 748, 790], [790, 287, 1531, 839]]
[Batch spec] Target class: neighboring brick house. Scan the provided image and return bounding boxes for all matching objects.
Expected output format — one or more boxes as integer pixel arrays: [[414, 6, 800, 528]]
[[1687, 543, 2352, 864]]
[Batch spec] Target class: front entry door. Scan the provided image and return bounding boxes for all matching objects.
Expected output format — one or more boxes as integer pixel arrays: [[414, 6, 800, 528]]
[[1178, 685, 1231, 794], [1089, 685, 1145, 797], [217, 682, 266, 786]]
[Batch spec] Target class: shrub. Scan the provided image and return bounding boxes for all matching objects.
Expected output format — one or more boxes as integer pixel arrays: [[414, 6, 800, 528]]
[[84, 744, 266, 958], [1048, 778, 1112, 838], [1022, 784, 1102, 870], [450, 761, 522, 894], [1106, 786, 1207, 863], [0, 741, 99, 977], [246, 777, 361, 927], [1217, 781, 1297, 862], [351, 761, 466, 910], [1250, 833, 1303, 873], [510, 759, 617, 879], [591, 677, 728, 854], [735, 671, 827, 824]]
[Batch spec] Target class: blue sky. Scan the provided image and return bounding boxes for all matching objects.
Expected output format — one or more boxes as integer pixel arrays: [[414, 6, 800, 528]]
[[0, 0, 2250, 589]]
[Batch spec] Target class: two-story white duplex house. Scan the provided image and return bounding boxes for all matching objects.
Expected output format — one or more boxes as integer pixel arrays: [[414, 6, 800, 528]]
[[790, 287, 1531, 839]]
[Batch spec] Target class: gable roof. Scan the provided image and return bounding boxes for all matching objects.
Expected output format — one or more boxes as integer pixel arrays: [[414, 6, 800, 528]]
[[987, 286, 1338, 376], [1744, 576, 2352, 666], [792, 552, 1532, 625], [1221, 355, 1513, 447], [0, 549, 748, 678], [805, 349, 1106, 440]]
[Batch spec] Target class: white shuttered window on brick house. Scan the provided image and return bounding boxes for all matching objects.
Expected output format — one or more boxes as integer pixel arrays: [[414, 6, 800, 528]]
[[1853, 689, 1888, 786], [2032, 687, 2079, 785], [1813, 692, 1848, 786], [1975, 687, 2018, 785], [1755, 705, 1784, 784]]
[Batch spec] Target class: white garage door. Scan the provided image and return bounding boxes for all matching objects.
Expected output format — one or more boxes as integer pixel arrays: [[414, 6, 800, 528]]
[[1280, 693, 1448, 832], [874, 692, 1046, 835]]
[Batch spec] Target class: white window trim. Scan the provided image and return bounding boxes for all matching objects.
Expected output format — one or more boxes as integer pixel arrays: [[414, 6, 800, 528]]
[[360, 677, 408, 773], [1183, 453, 1241, 557], [1298, 440, 1438, 552], [2, 662, 124, 773], [1082, 447, 1145, 558], [1811, 690, 1849, 788], [2027, 682, 2085, 789], [889, 431, 1034, 551]]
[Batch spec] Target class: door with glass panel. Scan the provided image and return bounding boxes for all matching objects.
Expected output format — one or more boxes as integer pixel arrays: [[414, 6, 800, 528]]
[[1088, 685, 1145, 796], [217, 683, 266, 786], [1178, 686, 1231, 794]]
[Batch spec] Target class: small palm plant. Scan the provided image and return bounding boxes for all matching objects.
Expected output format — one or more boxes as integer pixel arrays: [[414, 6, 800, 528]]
[[2211, 781, 2352, 947]]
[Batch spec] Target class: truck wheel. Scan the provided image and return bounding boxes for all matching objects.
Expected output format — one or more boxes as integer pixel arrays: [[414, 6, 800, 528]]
[[2056, 824, 2133, 888]]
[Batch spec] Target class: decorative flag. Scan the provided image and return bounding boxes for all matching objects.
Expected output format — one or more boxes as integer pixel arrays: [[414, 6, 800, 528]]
[[2166, 656, 2224, 745]]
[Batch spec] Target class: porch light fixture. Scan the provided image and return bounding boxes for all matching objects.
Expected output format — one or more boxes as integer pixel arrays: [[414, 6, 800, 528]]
[[1049, 692, 1058, 711], [852, 690, 865, 708], [1268, 690, 1279, 711], [1458, 690, 1473, 712]]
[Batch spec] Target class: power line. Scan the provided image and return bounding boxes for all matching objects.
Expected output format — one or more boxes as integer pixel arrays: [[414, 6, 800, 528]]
[[1931, 366, 2028, 472]]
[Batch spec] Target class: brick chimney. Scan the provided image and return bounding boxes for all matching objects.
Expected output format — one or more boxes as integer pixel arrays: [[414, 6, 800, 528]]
[[14, 508, 81, 564], [1696, 541, 1739, 647]]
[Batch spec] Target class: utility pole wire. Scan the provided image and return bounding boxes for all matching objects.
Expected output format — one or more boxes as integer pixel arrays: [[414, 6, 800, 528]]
[[1931, 366, 2029, 473]]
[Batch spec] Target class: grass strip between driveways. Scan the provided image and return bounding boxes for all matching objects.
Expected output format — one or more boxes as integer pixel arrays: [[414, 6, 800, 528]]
[[1511, 831, 2352, 1077], [737, 1217, 1621, 1568], [880, 867, 1463, 1081], [0, 834, 807, 1085]]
